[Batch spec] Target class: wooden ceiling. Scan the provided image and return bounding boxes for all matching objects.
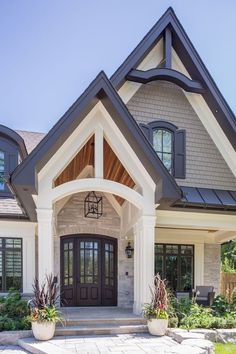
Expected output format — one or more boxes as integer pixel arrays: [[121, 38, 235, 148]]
[[104, 139, 135, 205], [54, 136, 135, 205], [54, 135, 94, 187]]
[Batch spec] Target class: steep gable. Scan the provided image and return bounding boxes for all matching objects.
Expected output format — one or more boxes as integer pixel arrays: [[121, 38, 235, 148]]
[[127, 80, 236, 190]]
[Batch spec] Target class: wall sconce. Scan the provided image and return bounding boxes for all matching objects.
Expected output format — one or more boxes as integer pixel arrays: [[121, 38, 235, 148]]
[[125, 241, 134, 258]]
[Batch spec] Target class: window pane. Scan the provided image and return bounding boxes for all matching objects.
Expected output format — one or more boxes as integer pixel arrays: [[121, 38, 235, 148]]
[[166, 245, 178, 254], [162, 153, 172, 171], [6, 249, 22, 291], [181, 245, 194, 255], [155, 255, 163, 277], [163, 131, 172, 152], [155, 244, 163, 253], [180, 256, 193, 291], [153, 130, 162, 152], [166, 255, 178, 291]]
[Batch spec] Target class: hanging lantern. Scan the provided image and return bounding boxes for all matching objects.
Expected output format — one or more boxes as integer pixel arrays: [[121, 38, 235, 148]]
[[84, 191, 103, 219]]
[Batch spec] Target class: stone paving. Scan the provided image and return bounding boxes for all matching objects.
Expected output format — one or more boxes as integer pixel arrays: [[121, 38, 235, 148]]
[[47, 333, 208, 353], [0, 345, 29, 353]]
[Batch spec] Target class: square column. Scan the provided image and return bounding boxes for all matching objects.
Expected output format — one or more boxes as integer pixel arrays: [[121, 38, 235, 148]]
[[36, 208, 54, 284], [133, 215, 156, 314]]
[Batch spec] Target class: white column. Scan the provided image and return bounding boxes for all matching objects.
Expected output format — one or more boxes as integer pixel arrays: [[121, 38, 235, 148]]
[[22, 235, 35, 293], [36, 208, 54, 284], [95, 125, 104, 178], [133, 215, 156, 314]]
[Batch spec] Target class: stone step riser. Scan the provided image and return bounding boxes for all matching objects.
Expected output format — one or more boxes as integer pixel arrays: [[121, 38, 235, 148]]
[[57, 318, 147, 327], [55, 325, 148, 336]]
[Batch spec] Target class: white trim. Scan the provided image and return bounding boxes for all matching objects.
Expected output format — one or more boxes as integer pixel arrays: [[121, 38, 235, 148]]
[[118, 39, 163, 104], [156, 210, 236, 231], [172, 49, 236, 176], [51, 179, 144, 210], [95, 124, 104, 178], [0, 221, 36, 293]]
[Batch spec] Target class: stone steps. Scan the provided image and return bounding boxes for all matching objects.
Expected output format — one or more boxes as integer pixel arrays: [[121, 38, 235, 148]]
[[55, 323, 148, 336], [58, 316, 147, 326]]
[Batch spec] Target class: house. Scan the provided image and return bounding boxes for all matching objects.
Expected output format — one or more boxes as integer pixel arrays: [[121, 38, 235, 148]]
[[0, 7, 235, 314]]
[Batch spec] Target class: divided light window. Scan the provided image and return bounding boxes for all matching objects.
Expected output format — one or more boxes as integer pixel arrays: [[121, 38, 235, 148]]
[[155, 243, 194, 292], [153, 129, 173, 173], [0, 238, 22, 292], [0, 151, 5, 191]]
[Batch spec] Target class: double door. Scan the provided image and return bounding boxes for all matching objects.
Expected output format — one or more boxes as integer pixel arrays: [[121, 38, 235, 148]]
[[61, 234, 117, 306]]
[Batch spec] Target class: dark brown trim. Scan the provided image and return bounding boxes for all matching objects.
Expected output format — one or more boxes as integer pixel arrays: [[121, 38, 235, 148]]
[[0, 124, 27, 160], [164, 27, 172, 69], [110, 7, 236, 150], [11, 71, 181, 221], [126, 68, 205, 93]]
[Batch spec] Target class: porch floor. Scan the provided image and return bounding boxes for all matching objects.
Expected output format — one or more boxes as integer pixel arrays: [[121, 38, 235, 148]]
[[61, 307, 141, 321]]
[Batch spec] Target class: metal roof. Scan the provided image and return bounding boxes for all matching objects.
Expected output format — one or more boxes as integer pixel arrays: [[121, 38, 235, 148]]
[[176, 186, 236, 210]]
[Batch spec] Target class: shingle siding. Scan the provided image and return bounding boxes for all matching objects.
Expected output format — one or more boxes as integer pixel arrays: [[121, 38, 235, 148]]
[[127, 81, 236, 190]]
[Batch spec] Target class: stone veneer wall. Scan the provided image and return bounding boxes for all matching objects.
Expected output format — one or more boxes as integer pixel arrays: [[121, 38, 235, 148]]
[[55, 192, 134, 308], [127, 81, 236, 190], [204, 243, 221, 294]]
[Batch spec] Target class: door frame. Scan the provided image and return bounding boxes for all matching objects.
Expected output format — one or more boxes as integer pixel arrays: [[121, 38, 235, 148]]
[[60, 234, 118, 307]]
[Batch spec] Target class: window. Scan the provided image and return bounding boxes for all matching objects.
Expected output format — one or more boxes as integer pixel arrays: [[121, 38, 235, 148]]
[[0, 151, 4, 191], [155, 243, 194, 292], [140, 121, 186, 179], [0, 238, 22, 292], [153, 129, 173, 173]]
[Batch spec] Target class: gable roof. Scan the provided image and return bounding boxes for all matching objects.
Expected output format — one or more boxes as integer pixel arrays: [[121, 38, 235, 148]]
[[10, 71, 181, 221], [111, 7, 236, 151], [16, 130, 45, 154]]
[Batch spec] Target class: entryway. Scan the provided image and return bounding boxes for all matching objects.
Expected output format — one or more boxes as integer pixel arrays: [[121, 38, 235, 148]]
[[60, 234, 117, 307]]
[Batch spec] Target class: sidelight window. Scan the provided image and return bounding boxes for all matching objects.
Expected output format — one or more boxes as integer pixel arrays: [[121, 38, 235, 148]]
[[0, 238, 22, 292], [155, 243, 194, 292]]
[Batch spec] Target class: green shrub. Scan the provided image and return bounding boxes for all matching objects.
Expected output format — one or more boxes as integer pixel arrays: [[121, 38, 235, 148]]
[[0, 289, 30, 331], [212, 295, 232, 316]]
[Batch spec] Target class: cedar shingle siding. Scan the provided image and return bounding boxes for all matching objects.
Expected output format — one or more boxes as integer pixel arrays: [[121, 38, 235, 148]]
[[127, 81, 236, 190]]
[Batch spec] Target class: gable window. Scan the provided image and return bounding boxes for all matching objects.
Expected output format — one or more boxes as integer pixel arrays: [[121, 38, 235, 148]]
[[0, 238, 22, 292], [140, 120, 186, 179], [155, 243, 194, 292], [0, 151, 4, 191], [153, 129, 173, 173]]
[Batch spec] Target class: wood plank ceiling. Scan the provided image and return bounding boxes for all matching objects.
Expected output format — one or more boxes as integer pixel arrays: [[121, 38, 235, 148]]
[[54, 136, 135, 205], [54, 135, 94, 187]]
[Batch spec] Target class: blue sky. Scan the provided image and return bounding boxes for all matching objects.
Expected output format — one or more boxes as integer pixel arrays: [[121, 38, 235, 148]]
[[0, 0, 235, 133]]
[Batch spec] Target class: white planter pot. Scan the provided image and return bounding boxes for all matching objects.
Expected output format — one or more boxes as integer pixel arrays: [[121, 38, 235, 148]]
[[147, 318, 168, 336], [31, 321, 56, 341]]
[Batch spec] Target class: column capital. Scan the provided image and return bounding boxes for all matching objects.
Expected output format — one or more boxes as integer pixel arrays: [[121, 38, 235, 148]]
[[133, 215, 156, 232]]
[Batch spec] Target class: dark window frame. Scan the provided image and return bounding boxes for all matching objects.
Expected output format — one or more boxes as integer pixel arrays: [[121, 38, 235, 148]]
[[155, 243, 194, 292], [140, 120, 186, 179], [0, 237, 23, 293]]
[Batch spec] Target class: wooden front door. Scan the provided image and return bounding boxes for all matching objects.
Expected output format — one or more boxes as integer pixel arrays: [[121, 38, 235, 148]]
[[61, 235, 117, 307]]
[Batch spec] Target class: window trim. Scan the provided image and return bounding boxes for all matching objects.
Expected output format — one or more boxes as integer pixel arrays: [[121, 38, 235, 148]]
[[0, 237, 23, 293], [155, 243, 194, 292], [140, 120, 186, 179]]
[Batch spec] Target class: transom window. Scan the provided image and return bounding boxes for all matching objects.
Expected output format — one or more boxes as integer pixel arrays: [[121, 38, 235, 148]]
[[0, 151, 5, 191], [153, 129, 173, 173], [155, 243, 194, 292], [0, 238, 22, 292]]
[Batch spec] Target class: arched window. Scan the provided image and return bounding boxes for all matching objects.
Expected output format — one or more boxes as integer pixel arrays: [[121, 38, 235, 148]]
[[140, 120, 186, 179], [153, 129, 173, 173]]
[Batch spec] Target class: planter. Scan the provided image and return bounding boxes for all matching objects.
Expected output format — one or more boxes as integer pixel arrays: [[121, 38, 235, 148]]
[[31, 322, 55, 341], [147, 318, 168, 336]]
